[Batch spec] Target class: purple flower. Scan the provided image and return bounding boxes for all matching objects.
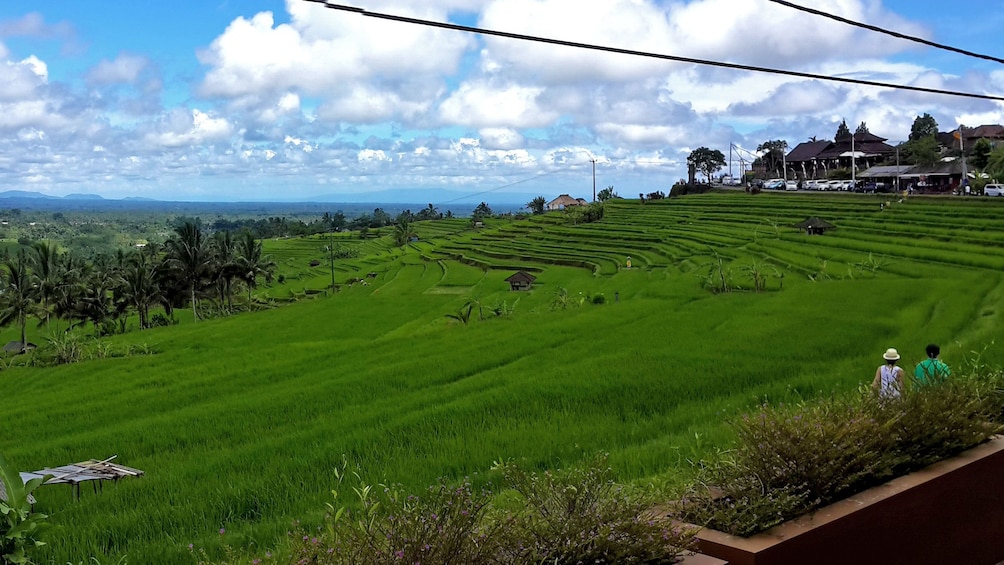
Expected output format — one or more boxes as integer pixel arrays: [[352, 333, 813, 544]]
[[219, 528, 225, 536]]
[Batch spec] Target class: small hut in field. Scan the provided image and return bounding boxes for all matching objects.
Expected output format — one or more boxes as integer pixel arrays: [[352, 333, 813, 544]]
[[795, 217, 836, 235], [3, 341, 36, 355], [505, 271, 536, 291]]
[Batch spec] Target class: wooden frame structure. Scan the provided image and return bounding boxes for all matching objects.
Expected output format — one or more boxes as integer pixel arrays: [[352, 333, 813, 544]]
[[20, 456, 144, 501]]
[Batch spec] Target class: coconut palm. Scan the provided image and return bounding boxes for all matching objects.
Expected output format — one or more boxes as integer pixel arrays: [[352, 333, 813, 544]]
[[51, 253, 87, 329], [0, 250, 40, 350], [30, 240, 62, 329], [527, 195, 548, 215], [77, 268, 118, 336], [236, 230, 275, 302], [210, 230, 241, 313], [393, 219, 417, 247], [165, 221, 210, 322], [116, 252, 172, 329]]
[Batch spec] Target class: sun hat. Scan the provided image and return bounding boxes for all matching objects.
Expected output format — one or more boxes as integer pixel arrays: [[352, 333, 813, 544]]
[[882, 348, 900, 361]]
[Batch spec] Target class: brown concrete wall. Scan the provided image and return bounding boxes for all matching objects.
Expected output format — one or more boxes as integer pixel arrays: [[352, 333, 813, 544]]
[[695, 437, 1004, 565]]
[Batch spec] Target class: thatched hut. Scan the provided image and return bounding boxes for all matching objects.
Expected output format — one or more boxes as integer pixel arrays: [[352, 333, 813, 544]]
[[505, 271, 537, 291], [795, 217, 836, 235]]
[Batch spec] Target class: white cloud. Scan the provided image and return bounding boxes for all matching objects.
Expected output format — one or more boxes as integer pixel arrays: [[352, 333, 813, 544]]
[[0, 55, 48, 102], [479, 127, 525, 150], [440, 82, 557, 128], [87, 53, 149, 85], [145, 109, 233, 148], [199, 3, 474, 123]]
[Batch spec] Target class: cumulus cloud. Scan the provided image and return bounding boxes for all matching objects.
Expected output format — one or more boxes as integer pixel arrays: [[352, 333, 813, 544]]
[[198, 2, 473, 124], [87, 54, 150, 86], [144, 109, 233, 148], [0, 55, 48, 102], [440, 82, 557, 128], [479, 127, 525, 150]]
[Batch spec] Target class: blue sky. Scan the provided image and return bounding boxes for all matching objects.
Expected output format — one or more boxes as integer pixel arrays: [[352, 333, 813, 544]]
[[0, 0, 1000, 202]]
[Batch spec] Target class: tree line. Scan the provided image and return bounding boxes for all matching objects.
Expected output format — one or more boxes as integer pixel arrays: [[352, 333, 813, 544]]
[[0, 222, 276, 349]]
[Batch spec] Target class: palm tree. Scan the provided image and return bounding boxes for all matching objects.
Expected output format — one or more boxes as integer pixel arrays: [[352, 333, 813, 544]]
[[393, 219, 417, 247], [51, 253, 86, 330], [78, 269, 117, 337], [165, 221, 210, 322], [116, 252, 172, 329], [210, 230, 240, 313], [527, 195, 548, 215], [236, 230, 276, 302], [30, 241, 62, 329], [0, 250, 40, 349]]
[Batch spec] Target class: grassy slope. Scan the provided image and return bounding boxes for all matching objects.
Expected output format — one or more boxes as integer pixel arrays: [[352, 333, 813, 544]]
[[1, 193, 1003, 562]]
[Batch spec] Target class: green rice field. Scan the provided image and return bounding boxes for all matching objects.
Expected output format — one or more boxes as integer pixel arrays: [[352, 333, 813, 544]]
[[2, 191, 1004, 563]]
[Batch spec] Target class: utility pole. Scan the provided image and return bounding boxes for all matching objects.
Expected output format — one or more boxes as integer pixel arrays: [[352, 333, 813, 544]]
[[896, 146, 900, 191], [851, 132, 856, 189], [328, 233, 336, 292], [959, 126, 968, 192], [591, 159, 597, 201], [782, 147, 787, 181]]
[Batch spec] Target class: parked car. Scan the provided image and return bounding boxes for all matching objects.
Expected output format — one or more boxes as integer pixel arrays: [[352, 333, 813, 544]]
[[785, 180, 798, 191], [765, 179, 785, 190], [985, 184, 1004, 196]]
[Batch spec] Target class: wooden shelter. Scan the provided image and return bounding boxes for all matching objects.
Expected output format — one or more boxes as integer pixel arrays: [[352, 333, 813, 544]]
[[3, 341, 37, 354], [505, 271, 537, 291], [546, 194, 586, 211], [20, 456, 144, 500], [795, 217, 836, 235]]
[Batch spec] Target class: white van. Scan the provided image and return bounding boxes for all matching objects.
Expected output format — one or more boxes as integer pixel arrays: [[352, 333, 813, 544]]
[[984, 184, 1004, 196]]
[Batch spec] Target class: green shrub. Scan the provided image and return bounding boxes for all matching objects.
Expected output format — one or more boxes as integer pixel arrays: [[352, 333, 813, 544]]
[[233, 457, 694, 565], [496, 455, 695, 564], [592, 293, 606, 304], [1, 453, 51, 565], [45, 332, 84, 365], [148, 313, 176, 328], [679, 374, 1004, 536]]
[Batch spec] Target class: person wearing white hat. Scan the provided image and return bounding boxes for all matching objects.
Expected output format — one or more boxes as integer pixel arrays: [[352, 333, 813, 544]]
[[872, 347, 904, 399]]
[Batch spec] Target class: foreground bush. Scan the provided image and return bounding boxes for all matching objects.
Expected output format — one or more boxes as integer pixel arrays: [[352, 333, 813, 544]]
[[678, 372, 1004, 536], [199, 456, 694, 564], [1, 453, 51, 565]]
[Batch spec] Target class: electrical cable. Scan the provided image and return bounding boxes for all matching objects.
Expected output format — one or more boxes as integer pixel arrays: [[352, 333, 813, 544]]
[[435, 167, 566, 206], [305, 1, 1004, 102], [766, 0, 1004, 66]]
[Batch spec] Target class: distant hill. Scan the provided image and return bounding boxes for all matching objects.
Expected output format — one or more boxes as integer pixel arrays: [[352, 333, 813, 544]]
[[305, 188, 534, 207], [0, 190, 58, 199], [63, 193, 105, 200], [122, 196, 159, 202]]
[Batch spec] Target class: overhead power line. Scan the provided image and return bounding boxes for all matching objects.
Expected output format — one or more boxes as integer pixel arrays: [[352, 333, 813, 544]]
[[766, 0, 1004, 66], [304, 1, 1004, 102]]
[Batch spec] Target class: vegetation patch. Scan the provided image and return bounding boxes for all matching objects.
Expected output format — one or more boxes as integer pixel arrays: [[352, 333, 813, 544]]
[[677, 372, 1004, 536]]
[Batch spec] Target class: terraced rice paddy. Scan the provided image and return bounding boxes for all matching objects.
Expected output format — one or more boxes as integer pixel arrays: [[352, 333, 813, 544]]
[[2, 191, 1003, 563]]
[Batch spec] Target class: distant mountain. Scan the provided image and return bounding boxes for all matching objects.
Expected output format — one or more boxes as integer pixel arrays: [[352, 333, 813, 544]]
[[63, 193, 105, 200], [0, 190, 58, 199], [304, 188, 534, 206]]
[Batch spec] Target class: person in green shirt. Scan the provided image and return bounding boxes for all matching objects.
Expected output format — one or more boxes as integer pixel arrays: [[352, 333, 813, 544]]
[[914, 343, 951, 385]]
